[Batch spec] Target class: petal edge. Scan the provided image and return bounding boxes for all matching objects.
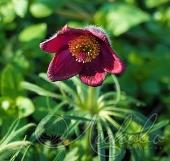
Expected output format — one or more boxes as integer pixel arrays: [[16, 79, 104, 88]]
[[79, 57, 105, 87], [100, 43, 126, 74], [47, 50, 83, 81]]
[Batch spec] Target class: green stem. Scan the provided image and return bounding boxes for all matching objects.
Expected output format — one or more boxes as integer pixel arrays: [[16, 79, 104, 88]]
[[85, 122, 91, 157], [88, 86, 95, 113], [112, 75, 121, 104], [84, 115, 97, 160]]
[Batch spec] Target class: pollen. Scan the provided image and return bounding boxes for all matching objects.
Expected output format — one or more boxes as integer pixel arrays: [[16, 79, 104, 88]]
[[68, 34, 100, 63]]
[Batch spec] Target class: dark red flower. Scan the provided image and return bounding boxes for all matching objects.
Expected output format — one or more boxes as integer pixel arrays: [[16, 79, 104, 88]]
[[40, 25, 126, 87]]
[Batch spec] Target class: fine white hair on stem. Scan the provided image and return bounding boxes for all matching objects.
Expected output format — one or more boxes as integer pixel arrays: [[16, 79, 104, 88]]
[[85, 25, 111, 45]]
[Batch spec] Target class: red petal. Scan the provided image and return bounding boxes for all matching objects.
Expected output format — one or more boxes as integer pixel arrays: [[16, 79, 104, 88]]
[[57, 25, 89, 37], [40, 25, 89, 53], [40, 34, 76, 53], [100, 43, 126, 74], [79, 57, 105, 87], [47, 50, 83, 81], [85, 26, 110, 45]]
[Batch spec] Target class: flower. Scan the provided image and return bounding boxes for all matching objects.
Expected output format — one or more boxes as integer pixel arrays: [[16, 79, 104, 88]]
[[40, 25, 126, 87]]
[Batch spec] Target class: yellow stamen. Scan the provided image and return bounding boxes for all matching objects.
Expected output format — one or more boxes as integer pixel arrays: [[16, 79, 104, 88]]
[[68, 34, 100, 63]]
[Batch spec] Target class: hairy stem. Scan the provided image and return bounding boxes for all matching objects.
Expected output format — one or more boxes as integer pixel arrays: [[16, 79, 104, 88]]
[[112, 75, 121, 104], [88, 86, 95, 114]]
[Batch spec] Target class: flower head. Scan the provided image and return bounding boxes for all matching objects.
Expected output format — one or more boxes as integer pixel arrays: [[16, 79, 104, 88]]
[[40, 25, 126, 87]]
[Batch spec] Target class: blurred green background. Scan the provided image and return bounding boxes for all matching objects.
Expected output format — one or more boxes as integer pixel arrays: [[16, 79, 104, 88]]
[[0, 0, 170, 160]]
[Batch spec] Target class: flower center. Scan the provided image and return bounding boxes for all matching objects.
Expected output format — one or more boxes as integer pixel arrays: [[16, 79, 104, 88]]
[[68, 34, 100, 63]]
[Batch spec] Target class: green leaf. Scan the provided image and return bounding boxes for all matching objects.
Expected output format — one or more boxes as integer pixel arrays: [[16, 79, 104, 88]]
[[144, 0, 170, 8], [53, 149, 65, 161], [12, 54, 30, 72], [61, 120, 81, 144], [12, 0, 28, 18], [9, 136, 28, 161], [148, 119, 169, 133], [30, 0, 68, 18], [16, 96, 35, 117], [128, 52, 144, 65], [21, 81, 58, 98], [104, 123, 116, 161], [32, 96, 57, 121], [40, 73, 81, 103], [58, 81, 81, 102], [94, 2, 150, 36], [21, 145, 31, 161], [0, 119, 20, 147], [0, 118, 35, 151], [70, 76, 88, 103], [1, 64, 24, 99], [64, 148, 79, 161], [21, 81, 79, 107], [102, 120, 125, 161], [142, 79, 160, 94], [0, 2, 16, 24], [18, 23, 46, 42], [63, 115, 92, 122], [30, 3, 53, 18], [97, 122, 106, 161], [0, 141, 32, 153]]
